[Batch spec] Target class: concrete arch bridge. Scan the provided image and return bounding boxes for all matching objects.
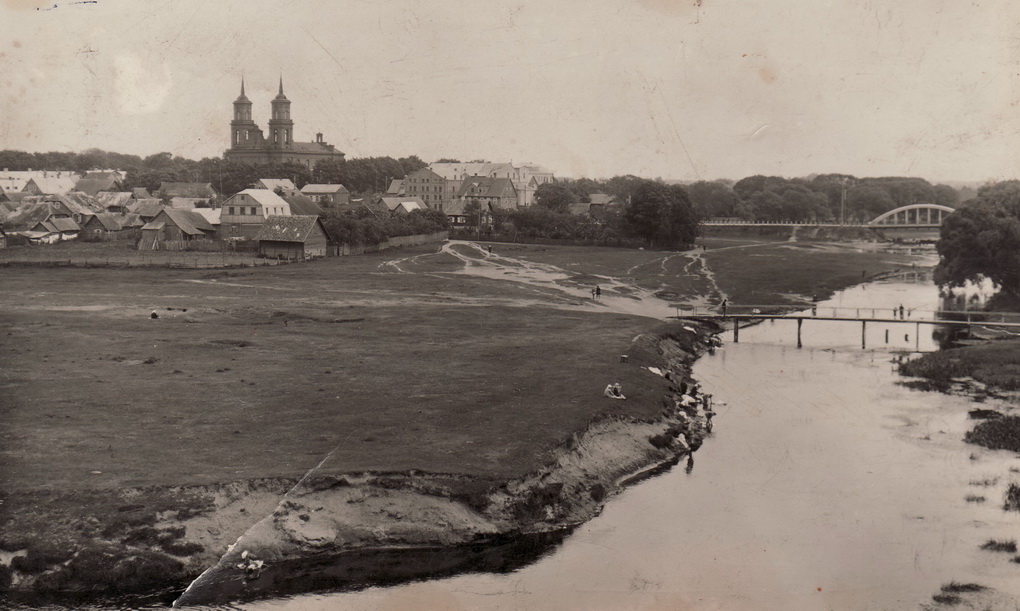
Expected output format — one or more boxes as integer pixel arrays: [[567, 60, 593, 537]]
[[868, 203, 955, 227]]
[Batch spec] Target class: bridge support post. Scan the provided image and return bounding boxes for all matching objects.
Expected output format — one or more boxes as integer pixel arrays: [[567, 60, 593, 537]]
[[861, 320, 867, 349], [733, 319, 739, 343], [797, 318, 803, 348], [916, 322, 920, 351]]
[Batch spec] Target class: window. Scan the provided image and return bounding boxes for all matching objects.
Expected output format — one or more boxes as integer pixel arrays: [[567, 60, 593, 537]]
[[228, 206, 234, 215]]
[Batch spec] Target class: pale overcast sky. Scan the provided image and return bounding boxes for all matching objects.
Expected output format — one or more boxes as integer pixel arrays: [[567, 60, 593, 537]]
[[1, 0, 1018, 182]]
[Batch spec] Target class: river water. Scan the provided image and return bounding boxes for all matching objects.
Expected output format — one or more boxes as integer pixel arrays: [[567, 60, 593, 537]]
[[203, 274, 1020, 610]]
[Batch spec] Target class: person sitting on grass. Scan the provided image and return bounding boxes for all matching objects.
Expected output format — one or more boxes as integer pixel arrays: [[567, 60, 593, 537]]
[[604, 383, 626, 400]]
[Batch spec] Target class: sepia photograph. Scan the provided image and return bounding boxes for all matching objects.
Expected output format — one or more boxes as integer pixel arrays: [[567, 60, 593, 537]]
[[1, 0, 1020, 609]]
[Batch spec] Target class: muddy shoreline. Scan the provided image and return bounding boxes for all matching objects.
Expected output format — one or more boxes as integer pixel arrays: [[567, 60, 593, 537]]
[[0, 320, 723, 608]]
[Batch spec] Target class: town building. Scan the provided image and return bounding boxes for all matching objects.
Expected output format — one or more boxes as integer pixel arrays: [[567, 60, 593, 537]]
[[224, 79, 345, 169], [455, 177, 518, 211], [23, 174, 79, 196], [256, 215, 333, 260], [138, 209, 216, 249], [218, 188, 292, 239], [403, 168, 446, 207], [300, 184, 350, 209], [427, 161, 554, 208]]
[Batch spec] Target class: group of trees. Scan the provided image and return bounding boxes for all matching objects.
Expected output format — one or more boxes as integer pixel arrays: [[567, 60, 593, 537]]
[[321, 208, 448, 247], [0, 149, 427, 199], [488, 178, 699, 249], [935, 180, 1020, 298]]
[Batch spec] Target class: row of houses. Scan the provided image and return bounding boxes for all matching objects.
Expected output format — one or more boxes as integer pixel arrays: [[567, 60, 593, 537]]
[[393, 161, 555, 211]]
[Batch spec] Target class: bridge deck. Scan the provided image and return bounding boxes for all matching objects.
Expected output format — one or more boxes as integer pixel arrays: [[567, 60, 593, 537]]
[[685, 313, 1020, 329]]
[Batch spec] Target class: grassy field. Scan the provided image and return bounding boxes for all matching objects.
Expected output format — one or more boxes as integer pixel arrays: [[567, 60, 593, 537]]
[[0, 237, 926, 600]]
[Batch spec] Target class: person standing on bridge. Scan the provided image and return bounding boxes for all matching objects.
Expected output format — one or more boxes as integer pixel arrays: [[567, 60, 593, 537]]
[[721, 299, 728, 316], [899, 305, 905, 320]]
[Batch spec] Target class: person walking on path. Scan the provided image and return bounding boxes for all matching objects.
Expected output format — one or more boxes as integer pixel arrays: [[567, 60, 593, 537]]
[[592, 287, 597, 300], [595, 285, 602, 300]]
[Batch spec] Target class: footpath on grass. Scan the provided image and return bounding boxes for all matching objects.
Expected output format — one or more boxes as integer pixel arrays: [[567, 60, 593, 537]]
[[0, 238, 926, 607]]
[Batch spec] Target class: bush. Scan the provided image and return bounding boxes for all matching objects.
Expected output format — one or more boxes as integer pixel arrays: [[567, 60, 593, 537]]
[[980, 539, 1017, 553], [1005, 483, 1020, 511], [10, 544, 73, 575], [966, 416, 1020, 452]]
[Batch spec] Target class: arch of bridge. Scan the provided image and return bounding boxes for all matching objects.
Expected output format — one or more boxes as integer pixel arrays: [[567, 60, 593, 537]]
[[869, 203, 955, 226]]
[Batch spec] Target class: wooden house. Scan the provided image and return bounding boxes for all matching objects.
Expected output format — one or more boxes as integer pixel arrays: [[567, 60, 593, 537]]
[[138, 209, 216, 250], [255, 215, 333, 260], [81, 213, 122, 241]]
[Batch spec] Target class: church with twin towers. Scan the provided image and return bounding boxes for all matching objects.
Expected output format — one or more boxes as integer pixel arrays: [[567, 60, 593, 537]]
[[224, 78, 346, 168]]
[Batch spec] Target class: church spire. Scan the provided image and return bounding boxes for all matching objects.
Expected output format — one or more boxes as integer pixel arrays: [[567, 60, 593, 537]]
[[275, 75, 288, 100], [234, 75, 250, 103]]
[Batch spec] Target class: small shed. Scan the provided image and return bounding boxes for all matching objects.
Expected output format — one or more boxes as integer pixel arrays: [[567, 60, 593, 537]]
[[256, 215, 333, 260], [32, 217, 81, 240], [81, 213, 122, 241], [138, 209, 216, 249]]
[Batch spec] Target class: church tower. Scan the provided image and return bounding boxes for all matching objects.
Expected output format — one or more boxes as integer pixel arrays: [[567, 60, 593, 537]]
[[230, 78, 258, 149], [267, 77, 294, 148]]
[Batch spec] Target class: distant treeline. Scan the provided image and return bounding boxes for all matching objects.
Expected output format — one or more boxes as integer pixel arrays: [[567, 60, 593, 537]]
[[542, 174, 967, 224], [0, 149, 427, 197]]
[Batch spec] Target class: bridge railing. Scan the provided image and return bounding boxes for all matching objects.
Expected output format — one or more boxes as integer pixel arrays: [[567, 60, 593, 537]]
[[675, 304, 1020, 324]]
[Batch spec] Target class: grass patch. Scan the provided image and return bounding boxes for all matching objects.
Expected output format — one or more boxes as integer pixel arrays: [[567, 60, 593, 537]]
[[1005, 483, 1020, 511], [931, 592, 961, 605], [966, 416, 1020, 452], [901, 339, 1020, 392], [980, 539, 1017, 553], [964, 495, 986, 503], [940, 581, 985, 593]]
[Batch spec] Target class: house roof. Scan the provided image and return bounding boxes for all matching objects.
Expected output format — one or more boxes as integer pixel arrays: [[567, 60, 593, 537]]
[[0, 176, 29, 193], [225, 189, 292, 213], [190, 208, 221, 226], [95, 191, 134, 210], [568, 203, 593, 215], [85, 213, 122, 231], [456, 177, 517, 200], [158, 182, 217, 198], [255, 215, 328, 243], [281, 194, 324, 217], [26, 176, 79, 195], [36, 217, 81, 232], [588, 193, 616, 205], [132, 188, 152, 199], [379, 196, 427, 211], [301, 183, 349, 195], [394, 201, 425, 214], [256, 178, 297, 192], [42, 193, 104, 216], [74, 177, 120, 196], [143, 209, 215, 236], [118, 213, 145, 228], [129, 200, 165, 218], [5, 202, 53, 229], [385, 179, 404, 195]]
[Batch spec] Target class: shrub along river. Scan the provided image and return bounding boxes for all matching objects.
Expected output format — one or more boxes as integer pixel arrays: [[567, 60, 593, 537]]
[[207, 272, 1020, 611]]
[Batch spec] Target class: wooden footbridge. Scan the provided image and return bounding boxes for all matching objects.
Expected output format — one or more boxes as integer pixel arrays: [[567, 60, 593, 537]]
[[676, 305, 1020, 349]]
